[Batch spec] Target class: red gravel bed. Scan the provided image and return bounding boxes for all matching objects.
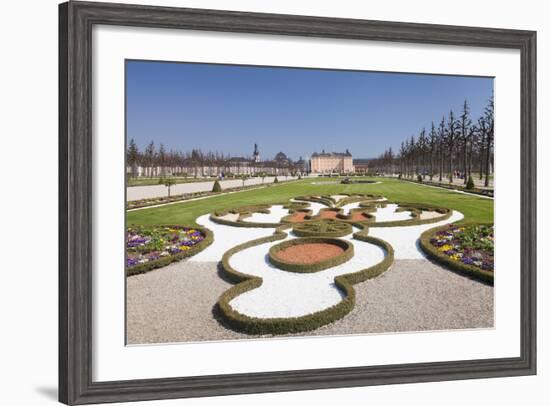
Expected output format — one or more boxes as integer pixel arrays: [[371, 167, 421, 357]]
[[274, 243, 344, 264], [319, 211, 338, 219], [287, 212, 308, 222], [349, 212, 370, 221]]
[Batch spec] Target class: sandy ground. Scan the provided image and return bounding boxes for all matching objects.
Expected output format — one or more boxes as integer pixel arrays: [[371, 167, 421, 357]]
[[126, 258, 493, 344], [127, 176, 298, 201]]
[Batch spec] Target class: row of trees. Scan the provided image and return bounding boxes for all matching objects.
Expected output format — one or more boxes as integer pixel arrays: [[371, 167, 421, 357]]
[[126, 141, 298, 178], [369, 97, 494, 187]]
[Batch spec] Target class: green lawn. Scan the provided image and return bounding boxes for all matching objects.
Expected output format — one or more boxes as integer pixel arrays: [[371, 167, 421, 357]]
[[126, 177, 493, 226]]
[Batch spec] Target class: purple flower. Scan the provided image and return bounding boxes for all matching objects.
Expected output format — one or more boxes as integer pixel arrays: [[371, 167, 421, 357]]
[[126, 258, 139, 267]]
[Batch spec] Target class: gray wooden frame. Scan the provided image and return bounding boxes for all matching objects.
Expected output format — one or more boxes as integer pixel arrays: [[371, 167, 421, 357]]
[[59, 1, 537, 404]]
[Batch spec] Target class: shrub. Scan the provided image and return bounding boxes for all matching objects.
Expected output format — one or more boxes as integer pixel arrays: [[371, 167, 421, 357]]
[[273, 177, 279, 183], [417, 174, 423, 182], [292, 220, 352, 238], [466, 175, 475, 190], [212, 180, 222, 192]]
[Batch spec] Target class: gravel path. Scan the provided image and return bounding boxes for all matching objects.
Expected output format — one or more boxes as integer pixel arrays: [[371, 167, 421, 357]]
[[126, 258, 493, 344], [127, 176, 298, 201]]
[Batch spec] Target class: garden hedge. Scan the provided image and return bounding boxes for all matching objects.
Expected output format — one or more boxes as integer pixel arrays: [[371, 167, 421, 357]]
[[268, 237, 354, 273], [216, 228, 394, 335], [126, 226, 214, 277], [292, 220, 352, 238], [210, 204, 281, 228], [418, 223, 494, 285], [368, 202, 452, 228], [292, 195, 334, 208], [335, 194, 385, 207]]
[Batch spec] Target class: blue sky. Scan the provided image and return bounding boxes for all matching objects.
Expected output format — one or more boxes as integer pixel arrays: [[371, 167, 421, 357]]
[[126, 60, 493, 160]]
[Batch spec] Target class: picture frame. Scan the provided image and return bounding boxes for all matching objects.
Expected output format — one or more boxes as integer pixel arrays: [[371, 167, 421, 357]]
[[59, 1, 537, 404]]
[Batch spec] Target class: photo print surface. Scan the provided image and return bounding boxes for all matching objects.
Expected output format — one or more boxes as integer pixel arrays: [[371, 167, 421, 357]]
[[124, 60, 494, 345]]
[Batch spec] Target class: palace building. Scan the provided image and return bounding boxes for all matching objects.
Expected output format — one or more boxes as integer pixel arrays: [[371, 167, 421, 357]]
[[310, 149, 354, 174]]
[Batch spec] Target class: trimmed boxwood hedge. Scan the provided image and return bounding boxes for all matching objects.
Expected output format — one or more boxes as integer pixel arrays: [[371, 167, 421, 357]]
[[292, 220, 352, 238], [211, 201, 317, 228], [268, 237, 354, 273], [335, 194, 385, 207], [418, 223, 494, 285], [126, 226, 214, 277], [292, 195, 334, 208], [210, 204, 280, 228], [336, 208, 376, 222], [368, 202, 452, 228], [216, 228, 394, 335]]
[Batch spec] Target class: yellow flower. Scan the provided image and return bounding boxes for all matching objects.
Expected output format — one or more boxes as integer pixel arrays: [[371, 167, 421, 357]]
[[438, 244, 452, 252]]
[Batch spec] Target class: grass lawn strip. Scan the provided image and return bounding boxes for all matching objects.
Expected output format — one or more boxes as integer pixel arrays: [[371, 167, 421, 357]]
[[127, 177, 493, 226]]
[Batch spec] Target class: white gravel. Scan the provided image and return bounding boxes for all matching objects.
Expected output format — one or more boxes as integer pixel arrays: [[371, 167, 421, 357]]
[[331, 194, 348, 202], [228, 232, 386, 318], [420, 210, 445, 220], [340, 202, 361, 215], [290, 198, 328, 215], [372, 203, 413, 222], [191, 215, 274, 262], [368, 210, 464, 259], [217, 213, 240, 222], [242, 205, 289, 223]]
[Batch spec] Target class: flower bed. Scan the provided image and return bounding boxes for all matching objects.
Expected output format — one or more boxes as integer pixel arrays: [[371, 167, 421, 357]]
[[419, 223, 494, 284], [268, 237, 354, 273], [126, 225, 213, 276]]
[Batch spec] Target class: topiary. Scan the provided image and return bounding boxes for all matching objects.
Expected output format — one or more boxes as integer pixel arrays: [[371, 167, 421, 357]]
[[212, 180, 222, 192], [274, 177, 279, 183], [466, 175, 475, 190]]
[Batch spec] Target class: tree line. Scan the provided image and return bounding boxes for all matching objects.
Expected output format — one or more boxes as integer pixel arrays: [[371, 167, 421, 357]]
[[126, 141, 296, 178], [369, 97, 494, 187]]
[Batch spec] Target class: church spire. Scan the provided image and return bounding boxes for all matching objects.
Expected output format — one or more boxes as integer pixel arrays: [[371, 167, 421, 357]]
[[253, 143, 260, 162]]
